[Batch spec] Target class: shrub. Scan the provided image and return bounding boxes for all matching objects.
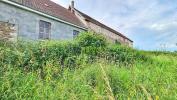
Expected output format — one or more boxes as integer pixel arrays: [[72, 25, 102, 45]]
[[76, 31, 107, 48], [0, 31, 148, 71], [103, 44, 148, 65]]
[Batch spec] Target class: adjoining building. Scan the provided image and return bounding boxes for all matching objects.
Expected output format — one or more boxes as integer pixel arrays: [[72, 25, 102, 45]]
[[69, 1, 133, 46]]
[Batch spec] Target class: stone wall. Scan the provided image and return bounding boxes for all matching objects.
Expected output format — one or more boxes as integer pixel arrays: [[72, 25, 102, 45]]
[[87, 22, 133, 46], [0, 1, 84, 41], [0, 21, 17, 41], [74, 10, 133, 47]]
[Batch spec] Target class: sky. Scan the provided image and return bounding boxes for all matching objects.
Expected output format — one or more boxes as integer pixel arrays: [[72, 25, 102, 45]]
[[51, 0, 177, 51]]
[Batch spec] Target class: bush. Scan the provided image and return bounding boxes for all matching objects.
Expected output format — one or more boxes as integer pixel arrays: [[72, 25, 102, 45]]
[[0, 31, 109, 70], [102, 44, 149, 65], [76, 31, 107, 48], [0, 31, 148, 70]]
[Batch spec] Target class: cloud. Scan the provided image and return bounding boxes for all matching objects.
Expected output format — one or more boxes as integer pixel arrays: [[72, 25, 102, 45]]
[[150, 21, 177, 32]]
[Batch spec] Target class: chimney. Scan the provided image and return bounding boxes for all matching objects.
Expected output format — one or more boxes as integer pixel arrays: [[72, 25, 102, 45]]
[[70, 0, 75, 13]]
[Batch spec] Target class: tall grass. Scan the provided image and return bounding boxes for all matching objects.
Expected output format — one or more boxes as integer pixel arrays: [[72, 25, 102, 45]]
[[0, 32, 176, 99]]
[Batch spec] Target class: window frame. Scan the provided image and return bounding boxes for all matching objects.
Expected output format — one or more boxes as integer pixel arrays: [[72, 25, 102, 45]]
[[39, 20, 51, 40]]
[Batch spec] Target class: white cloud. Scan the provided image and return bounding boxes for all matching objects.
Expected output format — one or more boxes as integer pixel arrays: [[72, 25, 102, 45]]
[[150, 21, 177, 31]]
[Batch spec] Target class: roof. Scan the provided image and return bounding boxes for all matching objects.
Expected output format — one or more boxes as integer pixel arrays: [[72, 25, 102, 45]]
[[74, 9, 133, 42], [9, 0, 86, 29]]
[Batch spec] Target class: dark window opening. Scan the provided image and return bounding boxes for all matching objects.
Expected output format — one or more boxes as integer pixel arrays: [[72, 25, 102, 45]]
[[39, 20, 51, 39], [73, 30, 80, 38], [115, 40, 121, 45]]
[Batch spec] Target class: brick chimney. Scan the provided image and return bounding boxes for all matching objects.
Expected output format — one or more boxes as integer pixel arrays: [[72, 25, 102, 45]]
[[70, 0, 75, 13]]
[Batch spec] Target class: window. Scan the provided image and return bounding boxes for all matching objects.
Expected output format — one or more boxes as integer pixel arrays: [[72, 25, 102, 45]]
[[73, 30, 80, 38], [39, 20, 51, 39], [115, 40, 121, 45]]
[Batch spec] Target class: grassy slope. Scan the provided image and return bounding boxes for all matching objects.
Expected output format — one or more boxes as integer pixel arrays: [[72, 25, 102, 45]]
[[0, 32, 177, 100]]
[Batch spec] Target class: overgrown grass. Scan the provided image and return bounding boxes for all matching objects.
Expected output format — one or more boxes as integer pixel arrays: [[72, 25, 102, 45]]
[[0, 32, 176, 100]]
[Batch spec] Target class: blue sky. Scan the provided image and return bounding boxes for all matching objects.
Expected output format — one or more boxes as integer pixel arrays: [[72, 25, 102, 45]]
[[51, 0, 177, 51]]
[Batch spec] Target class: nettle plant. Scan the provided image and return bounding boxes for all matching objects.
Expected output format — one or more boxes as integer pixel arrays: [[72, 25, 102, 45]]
[[0, 21, 15, 41]]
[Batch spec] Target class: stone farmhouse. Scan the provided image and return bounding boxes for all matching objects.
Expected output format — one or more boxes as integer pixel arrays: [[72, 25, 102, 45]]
[[0, 0, 133, 46]]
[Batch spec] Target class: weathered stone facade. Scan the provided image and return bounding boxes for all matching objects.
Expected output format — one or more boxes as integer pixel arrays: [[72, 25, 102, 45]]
[[0, 21, 17, 41], [0, 1, 85, 41], [86, 22, 133, 46], [73, 9, 133, 47]]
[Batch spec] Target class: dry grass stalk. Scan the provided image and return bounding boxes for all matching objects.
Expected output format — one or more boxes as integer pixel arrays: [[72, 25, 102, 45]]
[[100, 64, 115, 100], [138, 84, 152, 100]]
